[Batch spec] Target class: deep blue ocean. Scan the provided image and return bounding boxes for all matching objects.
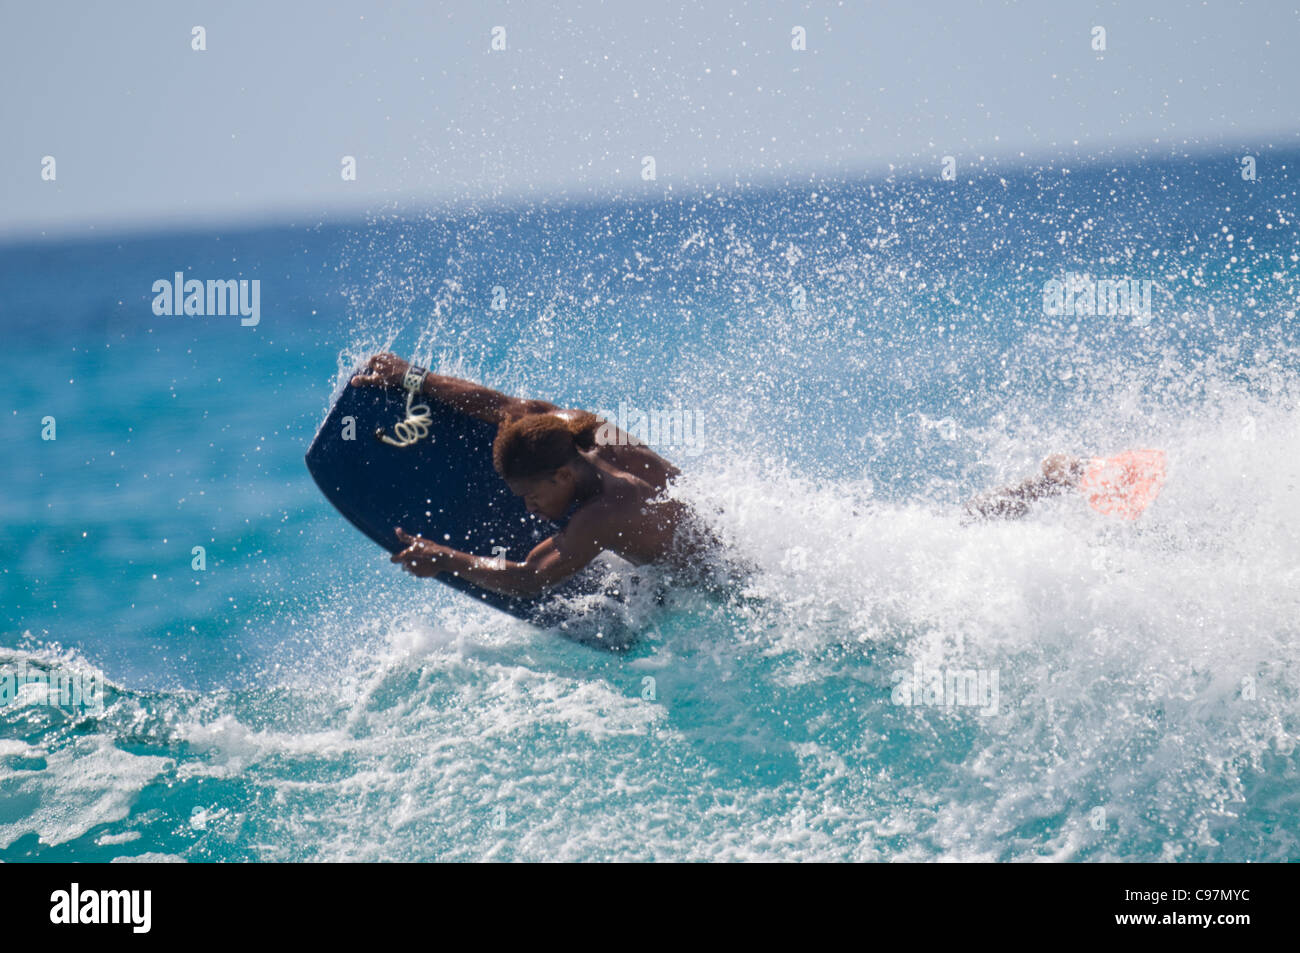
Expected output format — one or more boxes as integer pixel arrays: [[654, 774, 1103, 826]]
[[2, 148, 1298, 860]]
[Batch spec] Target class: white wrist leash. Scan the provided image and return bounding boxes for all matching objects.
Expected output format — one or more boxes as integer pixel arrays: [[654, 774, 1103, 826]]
[[377, 363, 433, 448]]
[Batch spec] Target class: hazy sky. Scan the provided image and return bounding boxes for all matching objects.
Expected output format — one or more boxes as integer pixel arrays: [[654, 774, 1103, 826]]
[[3, 0, 1298, 239]]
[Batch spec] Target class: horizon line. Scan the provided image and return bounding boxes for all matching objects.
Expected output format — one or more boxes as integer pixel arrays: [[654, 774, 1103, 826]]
[[3, 134, 1296, 250]]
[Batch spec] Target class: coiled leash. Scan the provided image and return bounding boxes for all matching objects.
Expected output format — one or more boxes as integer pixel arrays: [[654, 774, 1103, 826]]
[[376, 363, 434, 448]]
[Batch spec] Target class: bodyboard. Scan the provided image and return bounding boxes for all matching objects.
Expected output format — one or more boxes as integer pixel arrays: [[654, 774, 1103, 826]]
[[304, 372, 624, 642]]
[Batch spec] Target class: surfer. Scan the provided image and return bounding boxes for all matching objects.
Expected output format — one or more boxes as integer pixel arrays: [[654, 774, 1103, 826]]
[[351, 353, 715, 597]]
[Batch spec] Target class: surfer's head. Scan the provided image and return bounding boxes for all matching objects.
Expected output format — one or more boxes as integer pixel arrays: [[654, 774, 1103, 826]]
[[494, 412, 601, 520]]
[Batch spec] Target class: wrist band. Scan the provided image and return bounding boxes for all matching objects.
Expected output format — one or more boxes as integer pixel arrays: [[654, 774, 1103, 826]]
[[402, 364, 428, 391]]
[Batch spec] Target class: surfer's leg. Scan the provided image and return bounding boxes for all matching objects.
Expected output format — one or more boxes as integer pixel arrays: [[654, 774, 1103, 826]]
[[964, 454, 1084, 521]]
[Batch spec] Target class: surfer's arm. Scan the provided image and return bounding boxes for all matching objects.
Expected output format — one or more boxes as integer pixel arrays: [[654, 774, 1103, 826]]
[[415, 373, 557, 424], [353, 352, 556, 424], [391, 526, 602, 597]]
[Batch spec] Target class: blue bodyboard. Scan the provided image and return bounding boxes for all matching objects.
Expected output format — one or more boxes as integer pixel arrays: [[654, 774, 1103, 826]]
[[305, 373, 616, 638]]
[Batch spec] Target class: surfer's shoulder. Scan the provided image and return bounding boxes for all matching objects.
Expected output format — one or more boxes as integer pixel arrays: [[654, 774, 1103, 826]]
[[501, 397, 561, 421], [555, 490, 628, 550], [565, 469, 652, 528]]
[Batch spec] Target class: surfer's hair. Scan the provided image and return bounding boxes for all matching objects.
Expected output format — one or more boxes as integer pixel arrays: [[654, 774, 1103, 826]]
[[493, 411, 601, 480]]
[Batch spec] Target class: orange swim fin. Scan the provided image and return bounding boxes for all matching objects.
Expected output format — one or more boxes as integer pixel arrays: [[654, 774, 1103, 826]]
[[1078, 449, 1167, 520]]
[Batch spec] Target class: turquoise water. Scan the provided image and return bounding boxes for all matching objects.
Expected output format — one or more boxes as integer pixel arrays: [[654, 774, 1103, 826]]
[[2, 149, 1299, 860]]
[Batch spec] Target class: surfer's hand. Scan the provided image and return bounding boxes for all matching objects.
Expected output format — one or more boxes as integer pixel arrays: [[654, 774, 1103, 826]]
[[352, 352, 408, 389], [391, 527, 448, 577]]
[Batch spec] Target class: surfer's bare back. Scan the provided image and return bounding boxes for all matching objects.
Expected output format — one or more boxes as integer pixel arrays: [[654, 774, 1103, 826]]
[[351, 353, 707, 597]]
